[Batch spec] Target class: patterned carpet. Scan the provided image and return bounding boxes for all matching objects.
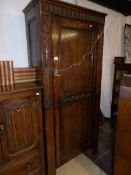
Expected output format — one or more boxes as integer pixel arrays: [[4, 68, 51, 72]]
[[57, 154, 107, 175]]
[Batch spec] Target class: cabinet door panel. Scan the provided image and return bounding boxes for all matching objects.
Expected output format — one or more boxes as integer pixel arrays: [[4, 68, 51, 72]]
[[52, 16, 96, 166], [0, 94, 39, 162], [5, 102, 35, 154], [60, 100, 91, 161]]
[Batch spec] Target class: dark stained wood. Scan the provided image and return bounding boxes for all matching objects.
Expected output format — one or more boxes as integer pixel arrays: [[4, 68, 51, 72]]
[[115, 130, 131, 159], [117, 92, 131, 130], [87, 0, 131, 16], [52, 16, 97, 166], [111, 62, 131, 118], [114, 155, 131, 175], [40, 14, 56, 175], [0, 152, 41, 175], [24, 0, 106, 174], [113, 75, 131, 175], [23, 0, 106, 24], [0, 83, 43, 96], [89, 23, 104, 153], [0, 85, 45, 175]]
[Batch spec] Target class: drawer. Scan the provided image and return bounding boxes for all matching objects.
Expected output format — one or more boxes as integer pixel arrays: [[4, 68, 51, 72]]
[[0, 152, 42, 175], [114, 155, 131, 175], [115, 130, 131, 159]]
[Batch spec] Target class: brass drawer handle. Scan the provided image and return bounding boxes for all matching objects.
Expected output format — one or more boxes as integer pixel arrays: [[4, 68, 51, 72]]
[[26, 163, 32, 170], [0, 124, 5, 136]]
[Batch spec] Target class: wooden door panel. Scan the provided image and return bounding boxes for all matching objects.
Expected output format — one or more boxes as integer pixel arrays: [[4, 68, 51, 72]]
[[60, 99, 91, 161], [0, 95, 39, 161], [60, 28, 93, 96], [52, 16, 97, 166], [4, 101, 34, 155]]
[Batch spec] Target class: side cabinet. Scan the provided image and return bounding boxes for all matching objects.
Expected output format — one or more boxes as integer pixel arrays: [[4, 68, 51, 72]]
[[0, 89, 45, 175], [113, 75, 131, 175]]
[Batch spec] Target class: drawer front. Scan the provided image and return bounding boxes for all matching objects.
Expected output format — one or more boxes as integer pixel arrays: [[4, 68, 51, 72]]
[[115, 130, 131, 159], [0, 153, 41, 175]]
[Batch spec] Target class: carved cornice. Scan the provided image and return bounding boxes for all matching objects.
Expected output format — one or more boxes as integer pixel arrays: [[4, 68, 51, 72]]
[[24, 0, 106, 24], [40, 0, 106, 24]]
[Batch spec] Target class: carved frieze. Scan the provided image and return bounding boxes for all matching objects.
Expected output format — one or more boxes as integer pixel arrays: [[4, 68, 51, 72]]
[[40, 0, 106, 24], [60, 92, 92, 104]]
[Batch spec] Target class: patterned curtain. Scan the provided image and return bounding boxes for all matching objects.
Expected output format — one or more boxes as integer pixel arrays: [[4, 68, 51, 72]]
[[125, 24, 131, 63]]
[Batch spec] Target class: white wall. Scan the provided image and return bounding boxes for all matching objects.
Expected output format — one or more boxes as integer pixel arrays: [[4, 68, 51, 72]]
[[0, 0, 30, 67], [126, 16, 131, 24], [0, 0, 128, 118]]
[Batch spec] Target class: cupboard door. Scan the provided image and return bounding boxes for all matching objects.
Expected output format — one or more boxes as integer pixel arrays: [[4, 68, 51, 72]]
[[0, 91, 40, 163], [52, 16, 98, 166]]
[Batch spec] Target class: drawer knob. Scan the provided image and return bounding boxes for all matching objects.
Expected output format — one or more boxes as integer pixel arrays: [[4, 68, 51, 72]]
[[26, 163, 32, 170], [36, 92, 40, 96]]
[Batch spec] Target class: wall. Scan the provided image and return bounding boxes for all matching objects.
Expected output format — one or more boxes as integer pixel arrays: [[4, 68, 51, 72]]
[[0, 0, 128, 117], [0, 0, 30, 67], [126, 16, 131, 24]]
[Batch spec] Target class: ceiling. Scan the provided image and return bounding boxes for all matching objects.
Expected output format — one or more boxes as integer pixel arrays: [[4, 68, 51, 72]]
[[87, 0, 131, 16]]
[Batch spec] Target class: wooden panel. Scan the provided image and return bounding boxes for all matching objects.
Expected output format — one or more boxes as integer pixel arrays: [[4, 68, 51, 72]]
[[111, 63, 131, 118], [114, 75, 131, 175], [52, 16, 100, 167], [114, 155, 131, 175], [0, 94, 39, 161], [117, 97, 131, 131], [115, 130, 131, 159], [0, 152, 41, 175], [40, 14, 56, 175], [59, 27, 93, 96], [0, 86, 45, 175], [60, 100, 91, 162], [40, 0, 106, 24], [5, 102, 35, 155]]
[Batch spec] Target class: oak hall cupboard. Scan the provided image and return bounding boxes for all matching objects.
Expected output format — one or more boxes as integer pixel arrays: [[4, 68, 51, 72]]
[[24, 1, 106, 174]]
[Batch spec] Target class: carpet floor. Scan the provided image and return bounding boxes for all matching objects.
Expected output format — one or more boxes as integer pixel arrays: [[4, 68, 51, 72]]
[[57, 154, 107, 175]]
